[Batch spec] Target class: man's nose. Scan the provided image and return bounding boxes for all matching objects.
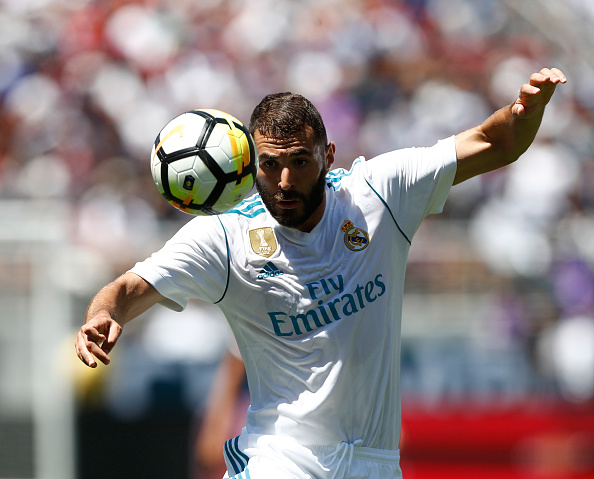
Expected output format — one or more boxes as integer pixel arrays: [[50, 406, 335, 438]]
[[279, 166, 294, 190]]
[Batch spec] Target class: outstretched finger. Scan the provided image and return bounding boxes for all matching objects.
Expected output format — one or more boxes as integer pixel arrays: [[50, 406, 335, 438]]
[[106, 321, 122, 344], [530, 71, 551, 87], [86, 339, 111, 365], [81, 324, 107, 343], [75, 332, 99, 368], [541, 67, 567, 84], [101, 322, 122, 355], [76, 348, 97, 368], [520, 83, 541, 97], [512, 83, 540, 117], [519, 82, 541, 103]]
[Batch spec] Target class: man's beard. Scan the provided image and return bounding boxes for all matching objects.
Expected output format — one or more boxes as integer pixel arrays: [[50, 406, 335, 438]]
[[256, 169, 327, 229]]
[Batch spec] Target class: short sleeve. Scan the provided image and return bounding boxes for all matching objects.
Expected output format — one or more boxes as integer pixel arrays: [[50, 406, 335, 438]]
[[129, 215, 229, 311], [364, 136, 457, 240]]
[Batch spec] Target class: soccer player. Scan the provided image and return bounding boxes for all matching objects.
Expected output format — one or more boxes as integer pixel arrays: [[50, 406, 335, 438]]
[[76, 67, 566, 478]]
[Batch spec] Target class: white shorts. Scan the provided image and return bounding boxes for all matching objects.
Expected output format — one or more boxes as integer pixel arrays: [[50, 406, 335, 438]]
[[222, 432, 402, 479]]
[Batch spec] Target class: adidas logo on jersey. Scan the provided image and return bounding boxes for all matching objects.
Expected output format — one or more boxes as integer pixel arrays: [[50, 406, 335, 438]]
[[257, 261, 285, 280]]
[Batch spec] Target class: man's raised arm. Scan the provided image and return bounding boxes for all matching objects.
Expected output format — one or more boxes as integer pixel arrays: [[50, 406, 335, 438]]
[[454, 67, 567, 185]]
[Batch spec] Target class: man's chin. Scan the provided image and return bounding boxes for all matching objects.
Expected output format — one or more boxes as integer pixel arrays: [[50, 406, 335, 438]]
[[271, 209, 307, 228]]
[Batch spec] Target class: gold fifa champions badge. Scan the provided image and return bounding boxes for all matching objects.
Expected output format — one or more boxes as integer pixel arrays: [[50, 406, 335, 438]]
[[249, 227, 278, 257], [341, 220, 370, 252]]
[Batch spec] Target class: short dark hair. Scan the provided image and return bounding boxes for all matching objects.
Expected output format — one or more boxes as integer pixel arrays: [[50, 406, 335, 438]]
[[249, 92, 328, 151]]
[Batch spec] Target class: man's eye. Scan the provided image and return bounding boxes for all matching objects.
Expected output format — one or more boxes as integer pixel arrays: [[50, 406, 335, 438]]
[[263, 160, 276, 168], [295, 159, 307, 166]]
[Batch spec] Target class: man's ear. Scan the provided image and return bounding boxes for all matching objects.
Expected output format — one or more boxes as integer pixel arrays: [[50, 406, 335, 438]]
[[325, 142, 336, 171]]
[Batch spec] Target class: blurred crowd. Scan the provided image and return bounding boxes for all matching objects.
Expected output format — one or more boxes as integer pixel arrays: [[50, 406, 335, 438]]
[[2, 0, 594, 411]]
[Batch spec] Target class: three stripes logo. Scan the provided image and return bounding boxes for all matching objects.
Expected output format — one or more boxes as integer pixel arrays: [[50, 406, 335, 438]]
[[257, 261, 285, 280], [224, 436, 250, 477]]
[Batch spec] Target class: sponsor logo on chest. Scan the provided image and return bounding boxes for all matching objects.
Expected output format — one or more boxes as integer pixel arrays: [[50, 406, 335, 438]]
[[266, 273, 386, 337]]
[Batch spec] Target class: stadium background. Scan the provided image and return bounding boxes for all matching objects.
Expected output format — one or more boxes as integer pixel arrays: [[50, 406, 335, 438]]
[[1, 0, 594, 478]]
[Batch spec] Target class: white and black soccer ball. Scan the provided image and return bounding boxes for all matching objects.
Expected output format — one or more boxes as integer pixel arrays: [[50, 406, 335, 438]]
[[150, 109, 258, 215]]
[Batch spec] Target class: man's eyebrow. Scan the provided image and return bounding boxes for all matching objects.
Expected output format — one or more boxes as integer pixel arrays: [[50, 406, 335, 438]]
[[288, 148, 313, 157], [258, 148, 313, 161], [258, 152, 277, 161]]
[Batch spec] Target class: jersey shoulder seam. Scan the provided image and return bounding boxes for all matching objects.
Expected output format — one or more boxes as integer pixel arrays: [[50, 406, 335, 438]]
[[363, 176, 412, 245], [214, 216, 231, 303]]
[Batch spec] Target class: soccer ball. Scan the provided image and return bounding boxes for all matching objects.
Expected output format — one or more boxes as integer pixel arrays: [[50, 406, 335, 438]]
[[150, 109, 258, 215]]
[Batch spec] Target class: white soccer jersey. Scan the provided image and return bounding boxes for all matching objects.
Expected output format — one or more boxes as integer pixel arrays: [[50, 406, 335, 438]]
[[130, 136, 457, 452]]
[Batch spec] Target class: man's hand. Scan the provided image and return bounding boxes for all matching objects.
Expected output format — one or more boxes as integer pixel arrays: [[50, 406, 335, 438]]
[[74, 272, 165, 368], [454, 66, 567, 184], [512, 67, 567, 118], [75, 312, 123, 368]]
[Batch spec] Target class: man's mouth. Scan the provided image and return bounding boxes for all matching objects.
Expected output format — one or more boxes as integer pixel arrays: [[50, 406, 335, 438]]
[[277, 199, 301, 209], [275, 192, 302, 209]]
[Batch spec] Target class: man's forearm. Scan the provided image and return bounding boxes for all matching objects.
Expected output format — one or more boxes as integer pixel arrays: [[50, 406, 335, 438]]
[[454, 104, 540, 184], [480, 102, 544, 164], [85, 272, 163, 326]]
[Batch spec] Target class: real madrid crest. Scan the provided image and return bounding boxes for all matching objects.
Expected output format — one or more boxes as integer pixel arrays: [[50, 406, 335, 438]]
[[342, 220, 370, 252], [249, 227, 278, 258]]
